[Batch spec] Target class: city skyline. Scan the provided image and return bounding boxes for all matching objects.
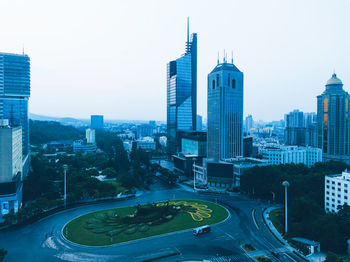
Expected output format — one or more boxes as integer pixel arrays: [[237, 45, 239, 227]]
[[1, 0, 350, 122]]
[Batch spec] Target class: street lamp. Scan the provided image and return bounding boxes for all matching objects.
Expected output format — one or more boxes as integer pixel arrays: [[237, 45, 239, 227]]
[[282, 181, 290, 234], [63, 164, 68, 208]]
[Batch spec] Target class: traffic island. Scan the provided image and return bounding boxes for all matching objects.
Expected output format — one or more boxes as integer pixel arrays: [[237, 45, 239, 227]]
[[62, 199, 228, 246]]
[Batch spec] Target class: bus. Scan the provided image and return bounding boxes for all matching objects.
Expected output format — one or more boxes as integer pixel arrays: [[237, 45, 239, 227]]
[[193, 225, 211, 236]]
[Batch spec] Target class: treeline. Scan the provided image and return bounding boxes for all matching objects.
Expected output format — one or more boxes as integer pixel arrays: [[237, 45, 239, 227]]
[[241, 162, 350, 254], [29, 120, 83, 145]]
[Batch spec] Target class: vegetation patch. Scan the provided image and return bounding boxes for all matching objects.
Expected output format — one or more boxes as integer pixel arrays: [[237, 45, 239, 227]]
[[268, 208, 284, 234], [242, 243, 257, 252], [254, 255, 271, 262], [63, 199, 228, 246]]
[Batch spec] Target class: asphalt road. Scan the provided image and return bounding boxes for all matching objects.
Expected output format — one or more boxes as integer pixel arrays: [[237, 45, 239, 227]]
[[0, 182, 304, 262]]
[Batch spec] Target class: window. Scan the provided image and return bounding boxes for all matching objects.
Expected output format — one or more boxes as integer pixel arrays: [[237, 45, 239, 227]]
[[338, 194, 341, 198], [332, 187, 335, 190], [332, 204, 335, 207], [326, 202, 329, 206], [338, 182, 341, 186], [338, 200, 341, 204], [326, 197, 329, 200], [332, 181, 335, 184], [345, 190, 348, 193], [326, 191, 329, 194], [345, 196, 348, 200], [345, 184, 348, 188], [216, 74, 220, 87], [332, 193, 335, 196], [212, 80, 215, 89], [338, 188, 341, 191], [326, 185, 329, 189], [326, 180, 330, 183], [232, 79, 236, 89], [332, 198, 335, 202]]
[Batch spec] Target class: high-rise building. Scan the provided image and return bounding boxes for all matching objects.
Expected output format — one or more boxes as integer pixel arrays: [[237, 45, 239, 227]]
[[85, 128, 95, 144], [0, 52, 30, 178], [245, 115, 253, 133], [284, 109, 305, 146], [207, 57, 243, 161], [317, 73, 350, 163], [0, 120, 23, 220], [196, 115, 203, 131], [90, 115, 104, 130], [167, 19, 197, 157]]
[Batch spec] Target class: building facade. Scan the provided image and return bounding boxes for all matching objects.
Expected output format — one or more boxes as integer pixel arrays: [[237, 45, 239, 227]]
[[181, 131, 207, 156], [245, 115, 253, 133], [0, 120, 23, 220], [196, 115, 203, 131], [167, 20, 197, 157], [325, 171, 350, 213], [90, 115, 104, 130], [207, 59, 243, 161], [85, 128, 95, 144], [0, 52, 30, 178], [260, 145, 322, 167], [317, 74, 350, 163]]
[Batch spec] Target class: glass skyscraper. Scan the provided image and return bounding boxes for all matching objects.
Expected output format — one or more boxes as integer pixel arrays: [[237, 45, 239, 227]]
[[0, 52, 31, 178], [207, 58, 243, 161], [167, 21, 197, 157], [317, 73, 350, 162]]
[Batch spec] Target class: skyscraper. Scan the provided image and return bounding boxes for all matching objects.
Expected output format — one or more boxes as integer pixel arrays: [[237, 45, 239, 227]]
[[245, 115, 253, 133], [284, 109, 305, 146], [196, 115, 203, 131], [317, 73, 350, 163], [0, 52, 30, 178], [207, 57, 243, 161], [90, 115, 104, 130], [167, 19, 197, 157]]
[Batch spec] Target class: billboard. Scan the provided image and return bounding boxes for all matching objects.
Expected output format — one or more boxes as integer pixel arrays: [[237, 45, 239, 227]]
[[1, 201, 9, 215]]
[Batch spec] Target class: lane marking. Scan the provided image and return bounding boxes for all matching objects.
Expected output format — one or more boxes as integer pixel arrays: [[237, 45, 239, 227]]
[[252, 209, 259, 230]]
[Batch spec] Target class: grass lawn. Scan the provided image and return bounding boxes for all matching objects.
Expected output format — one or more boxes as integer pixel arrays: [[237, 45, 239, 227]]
[[63, 199, 228, 246], [269, 208, 284, 234]]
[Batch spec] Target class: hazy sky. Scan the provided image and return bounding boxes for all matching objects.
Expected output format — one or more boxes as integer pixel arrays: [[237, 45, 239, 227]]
[[1, 0, 350, 121]]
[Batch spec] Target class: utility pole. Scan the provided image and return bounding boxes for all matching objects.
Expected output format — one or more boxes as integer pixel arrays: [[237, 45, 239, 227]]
[[63, 164, 68, 208], [282, 181, 290, 234]]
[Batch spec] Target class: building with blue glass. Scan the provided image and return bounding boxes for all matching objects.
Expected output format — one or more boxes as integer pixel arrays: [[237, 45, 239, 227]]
[[207, 58, 243, 161], [167, 20, 197, 157], [0, 52, 30, 178], [90, 115, 104, 130], [317, 73, 350, 163]]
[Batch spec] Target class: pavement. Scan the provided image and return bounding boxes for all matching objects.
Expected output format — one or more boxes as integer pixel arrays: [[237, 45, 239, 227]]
[[0, 181, 307, 262]]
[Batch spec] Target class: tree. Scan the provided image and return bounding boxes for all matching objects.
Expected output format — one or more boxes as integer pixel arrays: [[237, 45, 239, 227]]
[[102, 167, 117, 178], [0, 248, 7, 262]]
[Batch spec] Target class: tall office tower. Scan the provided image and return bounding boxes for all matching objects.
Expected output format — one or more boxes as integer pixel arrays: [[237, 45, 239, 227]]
[[90, 115, 104, 130], [196, 115, 203, 131], [245, 115, 253, 133], [317, 73, 350, 163], [167, 19, 197, 157], [0, 52, 30, 178], [207, 57, 243, 161], [85, 128, 95, 144], [284, 109, 306, 146]]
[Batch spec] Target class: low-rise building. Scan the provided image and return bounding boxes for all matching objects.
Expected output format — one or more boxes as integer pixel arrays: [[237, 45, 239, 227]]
[[260, 146, 322, 167], [86, 128, 95, 144], [325, 170, 350, 213], [193, 157, 268, 189], [73, 140, 97, 153], [135, 137, 156, 151]]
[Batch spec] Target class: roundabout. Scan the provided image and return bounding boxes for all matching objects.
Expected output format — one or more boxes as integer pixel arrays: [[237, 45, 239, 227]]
[[62, 199, 228, 246]]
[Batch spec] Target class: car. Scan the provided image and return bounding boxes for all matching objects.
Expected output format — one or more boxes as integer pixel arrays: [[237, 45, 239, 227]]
[[193, 225, 211, 236]]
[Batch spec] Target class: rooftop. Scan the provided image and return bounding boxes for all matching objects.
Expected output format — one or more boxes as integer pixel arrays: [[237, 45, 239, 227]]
[[210, 62, 241, 74], [326, 73, 343, 86]]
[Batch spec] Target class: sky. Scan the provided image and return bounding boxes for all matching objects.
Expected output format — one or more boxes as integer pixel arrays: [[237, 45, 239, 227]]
[[1, 0, 350, 122]]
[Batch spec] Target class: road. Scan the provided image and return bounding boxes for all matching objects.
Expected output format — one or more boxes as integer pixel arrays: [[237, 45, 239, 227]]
[[0, 181, 304, 262]]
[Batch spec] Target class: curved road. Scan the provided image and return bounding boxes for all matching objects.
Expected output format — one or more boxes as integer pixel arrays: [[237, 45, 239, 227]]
[[0, 182, 304, 262]]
